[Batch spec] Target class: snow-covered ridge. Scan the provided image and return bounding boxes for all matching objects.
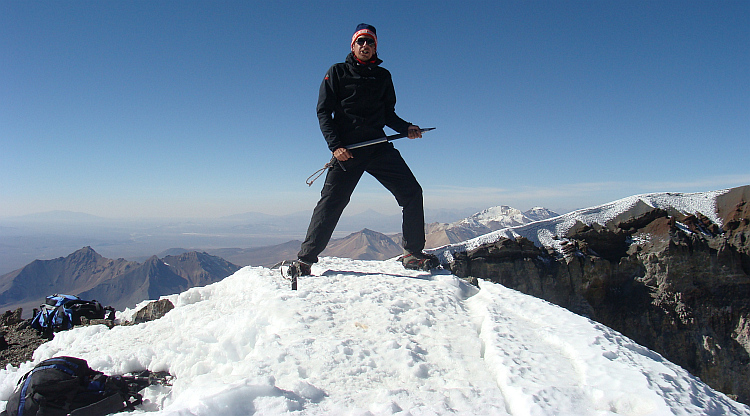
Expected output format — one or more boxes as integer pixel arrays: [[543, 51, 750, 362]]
[[433, 189, 728, 262], [1, 258, 747, 415]]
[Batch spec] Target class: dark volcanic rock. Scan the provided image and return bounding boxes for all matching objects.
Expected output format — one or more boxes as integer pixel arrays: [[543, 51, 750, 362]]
[[0, 309, 48, 369], [449, 187, 750, 404], [132, 299, 175, 324]]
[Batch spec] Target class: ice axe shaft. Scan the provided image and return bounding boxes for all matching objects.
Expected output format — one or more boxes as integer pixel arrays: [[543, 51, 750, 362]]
[[306, 128, 436, 186], [345, 127, 436, 151]]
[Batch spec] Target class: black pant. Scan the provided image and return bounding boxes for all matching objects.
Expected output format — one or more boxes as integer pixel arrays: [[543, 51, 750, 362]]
[[298, 143, 425, 264]]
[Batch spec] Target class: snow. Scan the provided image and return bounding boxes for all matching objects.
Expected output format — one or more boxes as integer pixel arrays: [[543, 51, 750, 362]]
[[463, 205, 526, 226], [434, 189, 729, 263], [453, 205, 555, 230], [1, 256, 748, 415]]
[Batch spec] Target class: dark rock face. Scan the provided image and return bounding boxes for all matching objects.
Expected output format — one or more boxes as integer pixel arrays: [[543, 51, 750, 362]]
[[0, 309, 49, 369], [449, 189, 750, 404]]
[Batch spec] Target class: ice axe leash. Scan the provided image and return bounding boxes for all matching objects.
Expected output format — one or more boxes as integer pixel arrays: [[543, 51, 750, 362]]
[[305, 128, 436, 186]]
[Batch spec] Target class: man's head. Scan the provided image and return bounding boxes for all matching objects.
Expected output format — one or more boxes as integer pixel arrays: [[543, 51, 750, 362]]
[[351, 23, 377, 62]]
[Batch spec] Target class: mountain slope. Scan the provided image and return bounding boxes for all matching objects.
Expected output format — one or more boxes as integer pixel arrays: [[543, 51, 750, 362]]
[[78, 256, 189, 311], [0, 247, 138, 315], [0, 248, 239, 314], [0, 247, 135, 300], [79, 251, 241, 311], [161, 251, 240, 288], [321, 228, 403, 260], [1, 258, 746, 415]]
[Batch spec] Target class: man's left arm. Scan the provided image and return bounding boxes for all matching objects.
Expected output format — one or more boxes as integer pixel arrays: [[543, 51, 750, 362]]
[[382, 72, 415, 136]]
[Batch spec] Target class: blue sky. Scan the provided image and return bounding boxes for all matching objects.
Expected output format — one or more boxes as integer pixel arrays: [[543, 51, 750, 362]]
[[2, 0, 748, 219]]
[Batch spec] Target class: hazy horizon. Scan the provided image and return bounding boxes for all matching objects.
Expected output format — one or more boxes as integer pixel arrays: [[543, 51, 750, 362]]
[[0, 203, 494, 274]]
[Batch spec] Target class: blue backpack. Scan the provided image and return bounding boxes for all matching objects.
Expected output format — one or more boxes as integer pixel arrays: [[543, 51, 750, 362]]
[[30, 295, 112, 338]]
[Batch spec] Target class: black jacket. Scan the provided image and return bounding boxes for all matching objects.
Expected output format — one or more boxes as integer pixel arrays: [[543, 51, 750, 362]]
[[317, 53, 412, 151]]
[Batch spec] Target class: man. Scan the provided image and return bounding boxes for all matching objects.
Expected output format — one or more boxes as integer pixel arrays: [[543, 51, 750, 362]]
[[289, 23, 439, 279]]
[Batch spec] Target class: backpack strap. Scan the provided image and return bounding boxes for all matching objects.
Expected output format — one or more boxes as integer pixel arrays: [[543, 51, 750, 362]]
[[66, 378, 143, 416], [67, 393, 137, 416]]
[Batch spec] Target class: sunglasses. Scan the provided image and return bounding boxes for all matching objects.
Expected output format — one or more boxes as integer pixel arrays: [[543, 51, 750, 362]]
[[355, 37, 376, 46]]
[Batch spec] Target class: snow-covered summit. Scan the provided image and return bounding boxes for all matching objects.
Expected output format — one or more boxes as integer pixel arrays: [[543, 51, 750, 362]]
[[453, 205, 559, 231], [460, 205, 526, 227], [523, 206, 560, 222], [1, 257, 747, 415]]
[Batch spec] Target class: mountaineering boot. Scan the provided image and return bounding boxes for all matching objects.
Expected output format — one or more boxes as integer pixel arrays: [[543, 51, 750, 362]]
[[288, 260, 312, 277], [399, 252, 440, 271], [287, 260, 312, 290]]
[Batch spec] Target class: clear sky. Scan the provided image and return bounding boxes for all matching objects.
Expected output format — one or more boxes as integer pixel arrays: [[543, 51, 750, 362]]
[[2, 0, 748, 219]]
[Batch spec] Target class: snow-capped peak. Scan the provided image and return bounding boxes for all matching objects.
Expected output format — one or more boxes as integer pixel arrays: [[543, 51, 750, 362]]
[[523, 206, 560, 222], [455, 206, 529, 230]]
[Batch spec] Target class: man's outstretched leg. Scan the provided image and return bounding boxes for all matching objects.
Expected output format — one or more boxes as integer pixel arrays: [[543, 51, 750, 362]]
[[368, 146, 439, 271], [295, 162, 364, 277]]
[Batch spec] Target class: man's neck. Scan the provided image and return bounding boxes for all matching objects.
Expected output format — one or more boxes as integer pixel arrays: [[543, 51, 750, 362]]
[[352, 53, 376, 66]]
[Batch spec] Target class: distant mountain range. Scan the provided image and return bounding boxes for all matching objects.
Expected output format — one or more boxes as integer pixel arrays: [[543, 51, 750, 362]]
[[0, 205, 558, 316], [0, 247, 239, 316], [0, 207, 484, 275]]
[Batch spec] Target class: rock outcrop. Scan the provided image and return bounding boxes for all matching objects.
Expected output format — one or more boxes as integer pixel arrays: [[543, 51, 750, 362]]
[[131, 299, 175, 324], [0, 309, 52, 369], [448, 186, 750, 404]]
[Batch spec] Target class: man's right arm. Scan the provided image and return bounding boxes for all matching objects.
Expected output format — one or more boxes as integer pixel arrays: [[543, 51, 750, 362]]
[[316, 67, 342, 152]]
